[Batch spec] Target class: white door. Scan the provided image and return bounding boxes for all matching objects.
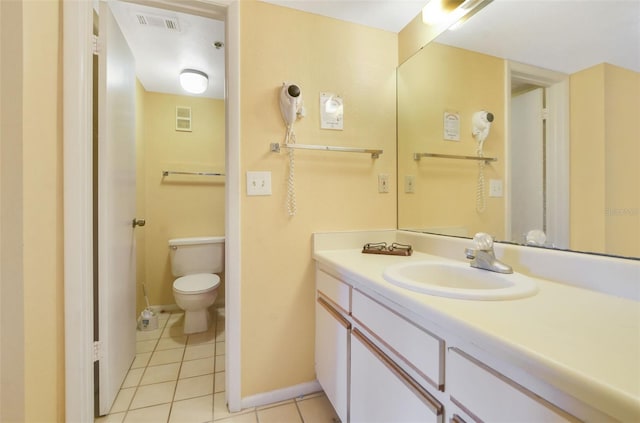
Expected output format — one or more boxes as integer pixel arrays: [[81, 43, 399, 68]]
[[510, 88, 544, 244], [97, 0, 137, 415]]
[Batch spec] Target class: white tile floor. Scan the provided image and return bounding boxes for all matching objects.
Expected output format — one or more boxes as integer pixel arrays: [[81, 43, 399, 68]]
[[95, 307, 340, 423]]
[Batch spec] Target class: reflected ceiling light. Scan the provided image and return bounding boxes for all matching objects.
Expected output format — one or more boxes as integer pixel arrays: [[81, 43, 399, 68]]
[[422, 0, 465, 25], [180, 69, 208, 94], [422, 0, 492, 27]]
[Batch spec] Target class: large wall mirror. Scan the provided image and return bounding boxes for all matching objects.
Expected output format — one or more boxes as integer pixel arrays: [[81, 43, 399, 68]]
[[398, 0, 639, 259]]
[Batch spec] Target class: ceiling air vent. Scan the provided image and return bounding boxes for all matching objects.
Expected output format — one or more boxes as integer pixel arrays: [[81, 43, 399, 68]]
[[135, 13, 180, 32], [176, 106, 192, 132]]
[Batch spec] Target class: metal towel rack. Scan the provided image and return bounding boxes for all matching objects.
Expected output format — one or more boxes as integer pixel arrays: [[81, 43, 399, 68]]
[[162, 170, 225, 177], [413, 152, 497, 163], [270, 142, 382, 159]]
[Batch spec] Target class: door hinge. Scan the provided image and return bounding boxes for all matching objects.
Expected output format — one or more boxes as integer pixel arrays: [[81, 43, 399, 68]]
[[541, 107, 549, 120], [93, 340, 103, 362], [92, 35, 100, 55]]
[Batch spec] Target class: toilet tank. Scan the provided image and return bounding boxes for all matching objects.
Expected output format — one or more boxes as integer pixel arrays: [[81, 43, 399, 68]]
[[168, 236, 225, 277]]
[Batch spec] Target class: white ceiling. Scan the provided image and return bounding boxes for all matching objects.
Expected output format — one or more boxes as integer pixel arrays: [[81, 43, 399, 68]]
[[109, 1, 226, 99], [108, 0, 639, 99]]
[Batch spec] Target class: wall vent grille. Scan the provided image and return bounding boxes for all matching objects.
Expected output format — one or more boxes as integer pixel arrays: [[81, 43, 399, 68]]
[[135, 13, 180, 32], [176, 107, 192, 132]]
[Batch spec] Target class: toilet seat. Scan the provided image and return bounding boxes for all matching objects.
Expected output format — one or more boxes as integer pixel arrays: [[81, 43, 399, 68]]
[[173, 273, 220, 295]]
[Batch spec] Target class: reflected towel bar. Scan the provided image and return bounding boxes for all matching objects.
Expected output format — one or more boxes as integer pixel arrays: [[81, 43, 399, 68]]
[[271, 142, 382, 159], [414, 152, 497, 163], [162, 170, 225, 177]]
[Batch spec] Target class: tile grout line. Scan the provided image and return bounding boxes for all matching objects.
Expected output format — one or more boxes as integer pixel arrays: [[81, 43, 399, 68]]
[[119, 314, 169, 422], [166, 326, 190, 423]]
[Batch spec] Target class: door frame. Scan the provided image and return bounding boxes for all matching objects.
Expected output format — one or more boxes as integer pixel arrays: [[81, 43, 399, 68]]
[[62, 1, 241, 420], [504, 61, 570, 249]]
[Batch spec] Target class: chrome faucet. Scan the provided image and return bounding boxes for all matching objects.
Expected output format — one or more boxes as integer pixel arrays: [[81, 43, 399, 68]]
[[464, 233, 513, 274]]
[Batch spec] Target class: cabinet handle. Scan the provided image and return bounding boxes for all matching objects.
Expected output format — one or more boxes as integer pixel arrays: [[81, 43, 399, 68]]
[[317, 296, 351, 329], [352, 328, 443, 416], [450, 414, 467, 423]]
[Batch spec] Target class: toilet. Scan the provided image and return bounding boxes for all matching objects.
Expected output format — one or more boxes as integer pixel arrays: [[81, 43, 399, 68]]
[[168, 236, 224, 334]]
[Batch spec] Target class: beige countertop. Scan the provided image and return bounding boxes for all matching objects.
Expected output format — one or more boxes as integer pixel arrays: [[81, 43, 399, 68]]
[[313, 247, 640, 422]]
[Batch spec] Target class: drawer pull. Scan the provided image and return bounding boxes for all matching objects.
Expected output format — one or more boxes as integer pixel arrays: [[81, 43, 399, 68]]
[[451, 414, 467, 423], [317, 296, 350, 329], [353, 328, 443, 416]]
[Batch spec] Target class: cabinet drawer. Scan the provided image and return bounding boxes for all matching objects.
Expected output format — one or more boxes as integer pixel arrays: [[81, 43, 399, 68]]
[[352, 289, 444, 390], [316, 269, 351, 313], [448, 348, 580, 422]]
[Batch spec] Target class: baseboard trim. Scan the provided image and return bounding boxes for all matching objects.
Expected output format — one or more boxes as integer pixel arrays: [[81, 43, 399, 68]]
[[149, 304, 181, 314], [240, 380, 322, 409]]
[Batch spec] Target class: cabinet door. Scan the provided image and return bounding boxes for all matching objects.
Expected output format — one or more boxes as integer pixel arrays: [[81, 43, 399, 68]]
[[448, 348, 580, 422], [350, 329, 443, 423], [316, 296, 350, 422]]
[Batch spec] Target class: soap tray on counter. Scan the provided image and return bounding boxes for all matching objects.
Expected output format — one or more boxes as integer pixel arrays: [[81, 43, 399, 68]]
[[362, 242, 413, 256]]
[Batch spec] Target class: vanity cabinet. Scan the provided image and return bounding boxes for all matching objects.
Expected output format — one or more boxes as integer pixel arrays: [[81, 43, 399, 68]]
[[315, 270, 351, 423], [314, 265, 616, 423]]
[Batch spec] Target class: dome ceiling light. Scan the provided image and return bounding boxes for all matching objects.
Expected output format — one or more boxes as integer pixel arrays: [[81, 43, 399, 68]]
[[179, 69, 208, 94]]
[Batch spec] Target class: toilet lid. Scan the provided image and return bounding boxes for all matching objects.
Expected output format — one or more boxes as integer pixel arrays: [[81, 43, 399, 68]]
[[173, 273, 220, 295]]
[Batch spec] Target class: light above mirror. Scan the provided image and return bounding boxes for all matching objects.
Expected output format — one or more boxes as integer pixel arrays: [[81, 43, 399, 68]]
[[422, 0, 465, 25], [421, 0, 494, 32], [180, 69, 208, 94]]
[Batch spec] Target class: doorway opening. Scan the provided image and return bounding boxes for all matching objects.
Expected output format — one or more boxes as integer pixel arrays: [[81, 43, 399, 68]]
[[505, 61, 570, 249], [63, 1, 240, 421]]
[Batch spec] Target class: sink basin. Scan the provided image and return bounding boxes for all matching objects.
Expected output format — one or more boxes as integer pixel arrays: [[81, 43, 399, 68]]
[[382, 261, 538, 300]]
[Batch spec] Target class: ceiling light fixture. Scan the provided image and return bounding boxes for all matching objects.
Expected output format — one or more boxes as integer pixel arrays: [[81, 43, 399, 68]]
[[180, 69, 208, 94], [422, 0, 465, 25], [422, 0, 492, 28]]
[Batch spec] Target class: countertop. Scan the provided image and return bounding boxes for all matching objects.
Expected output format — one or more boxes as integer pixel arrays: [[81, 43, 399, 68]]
[[313, 247, 640, 422]]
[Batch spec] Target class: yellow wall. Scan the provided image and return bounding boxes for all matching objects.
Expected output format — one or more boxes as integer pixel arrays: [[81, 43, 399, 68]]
[[604, 65, 639, 257], [570, 63, 640, 257], [0, 0, 26, 421], [397, 42, 506, 238], [139, 90, 226, 310], [398, 13, 449, 64], [0, 0, 64, 421], [239, 1, 397, 396]]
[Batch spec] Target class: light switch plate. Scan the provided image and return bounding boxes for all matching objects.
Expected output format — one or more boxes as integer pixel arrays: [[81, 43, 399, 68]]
[[246, 171, 272, 196], [489, 179, 503, 197], [378, 174, 389, 193], [404, 175, 415, 193]]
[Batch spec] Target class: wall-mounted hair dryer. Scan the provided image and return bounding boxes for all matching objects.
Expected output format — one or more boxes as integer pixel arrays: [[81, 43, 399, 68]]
[[472, 110, 494, 144], [279, 82, 304, 127], [472, 110, 494, 214]]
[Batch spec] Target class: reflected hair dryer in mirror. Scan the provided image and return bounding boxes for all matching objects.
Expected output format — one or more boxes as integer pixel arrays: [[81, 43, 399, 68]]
[[472, 110, 494, 144]]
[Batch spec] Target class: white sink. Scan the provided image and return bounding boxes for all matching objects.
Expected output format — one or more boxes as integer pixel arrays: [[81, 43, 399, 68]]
[[382, 261, 538, 300]]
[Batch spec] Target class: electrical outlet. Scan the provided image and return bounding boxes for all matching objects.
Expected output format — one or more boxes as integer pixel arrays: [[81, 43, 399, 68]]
[[489, 179, 503, 197], [378, 174, 389, 193], [246, 171, 272, 196], [404, 175, 415, 193]]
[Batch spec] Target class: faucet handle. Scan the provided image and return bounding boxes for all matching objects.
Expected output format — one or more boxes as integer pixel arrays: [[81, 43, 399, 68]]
[[473, 232, 494, 251], [464, 248, 476, 259]]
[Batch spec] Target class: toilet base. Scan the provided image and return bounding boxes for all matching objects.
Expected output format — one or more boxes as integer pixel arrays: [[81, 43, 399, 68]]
[[183, 308, 212, 334]]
